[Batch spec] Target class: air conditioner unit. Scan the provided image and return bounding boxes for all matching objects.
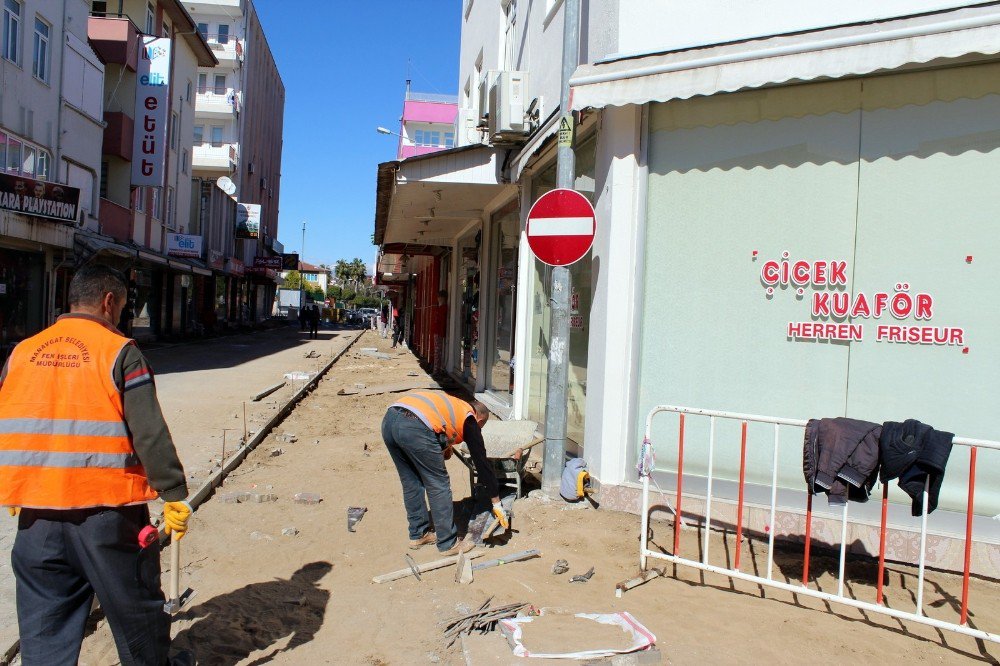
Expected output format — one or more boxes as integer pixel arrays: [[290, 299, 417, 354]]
[[478, 70, 500, 126], [488, 70, 529, 142], [455, 107, 483, 146]]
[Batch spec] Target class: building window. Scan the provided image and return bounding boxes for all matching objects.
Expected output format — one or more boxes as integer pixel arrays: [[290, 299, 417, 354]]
[[21, 145, 34, 175], [217, 24, 229, 44], [32, 16, 48, 81], [213, 74, 225, 95], [210, 125, 223, 147], [193, 125, 203, 144], [197, 72, 207, 94], [196, 22, 207, 37], [151, 187, 160, 219], [135, 186, 145, 212], [186, 78, 192, 102], [100, 160, 108, 198], [6, 137, 20, 173], [414, 130, 442, 147], [165, 186, 174, 227], [181, 148, 188, 174], [170, 111, 178, 150], [444, 132, 455, 148], [36, 148, 48, 179], [3, 0, 21, 65], [161, 21, 168, 38], [145, 2, 154, 35]]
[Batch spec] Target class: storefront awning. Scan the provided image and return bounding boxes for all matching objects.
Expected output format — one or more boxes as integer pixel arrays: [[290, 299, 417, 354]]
[[374, 144, 505, 251], [74, 230, 138, 262], [570, 3, 1000, 110]]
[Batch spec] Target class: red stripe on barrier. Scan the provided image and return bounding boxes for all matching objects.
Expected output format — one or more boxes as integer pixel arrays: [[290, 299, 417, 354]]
[[803, 493, 813, 587], [877, 483, 889, 605], [961, 447, 977, 626], [674, 413, 685, 557], [734, 421, 748, 571]]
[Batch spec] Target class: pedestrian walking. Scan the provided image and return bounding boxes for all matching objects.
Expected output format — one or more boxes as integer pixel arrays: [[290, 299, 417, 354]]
[[0, 264, 193, 666], [308, 303, 320, 339], [380, 391, 508, 555]]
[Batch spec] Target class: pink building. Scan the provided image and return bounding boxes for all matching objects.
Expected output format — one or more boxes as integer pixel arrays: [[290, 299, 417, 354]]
[[397, 83, 457, 160]]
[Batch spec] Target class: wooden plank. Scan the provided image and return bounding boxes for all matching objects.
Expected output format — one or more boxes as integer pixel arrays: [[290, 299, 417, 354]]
[[372, 551, 485, 584], [338, 381, 440, 397], [250, 381, 285, 402]]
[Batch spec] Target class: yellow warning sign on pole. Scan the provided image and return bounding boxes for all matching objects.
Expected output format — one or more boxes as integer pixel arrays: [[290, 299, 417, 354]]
[[557, 114, 573, 148]]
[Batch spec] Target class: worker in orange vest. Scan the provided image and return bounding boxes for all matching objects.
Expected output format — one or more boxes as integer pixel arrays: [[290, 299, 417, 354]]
[[382, 390, 508, 555], [0, 264, 193, 666]]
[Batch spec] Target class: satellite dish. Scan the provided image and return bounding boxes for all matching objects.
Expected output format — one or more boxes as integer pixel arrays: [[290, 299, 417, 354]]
[[216, 176, 237, 195]]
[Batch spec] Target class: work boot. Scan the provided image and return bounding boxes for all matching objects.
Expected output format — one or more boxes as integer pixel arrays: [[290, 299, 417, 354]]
[[441, 539, 475, 557], [408, 532, 436, 549]]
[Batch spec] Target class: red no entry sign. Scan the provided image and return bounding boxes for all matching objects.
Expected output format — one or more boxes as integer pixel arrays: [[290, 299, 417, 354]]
[[526, 188, 596, 267]]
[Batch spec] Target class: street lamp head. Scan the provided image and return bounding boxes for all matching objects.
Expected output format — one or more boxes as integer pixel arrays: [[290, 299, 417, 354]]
[[376, 127, 392, 135]]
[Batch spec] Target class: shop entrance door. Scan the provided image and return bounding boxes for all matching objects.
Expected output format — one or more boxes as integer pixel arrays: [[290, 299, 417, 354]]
[[488, 204, 520, 403], [457, 229, 481, 383]]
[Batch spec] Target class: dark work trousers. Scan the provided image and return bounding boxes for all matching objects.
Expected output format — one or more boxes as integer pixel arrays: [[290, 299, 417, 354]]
[[309, 318, 319, 339], [381, 407, 458, 551], [12, 505, 170, 666]]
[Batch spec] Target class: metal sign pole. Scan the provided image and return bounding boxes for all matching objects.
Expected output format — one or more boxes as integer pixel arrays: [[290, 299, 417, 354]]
[[542, 0, 580, 496]]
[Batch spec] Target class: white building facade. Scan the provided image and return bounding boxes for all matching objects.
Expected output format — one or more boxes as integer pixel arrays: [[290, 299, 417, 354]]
[[376, 0, 1000, 574], [1, 0, 104, 360]]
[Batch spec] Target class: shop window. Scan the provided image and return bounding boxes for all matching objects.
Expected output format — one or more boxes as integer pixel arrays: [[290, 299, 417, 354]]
[[36, 148, 48, 180], [488, 201, 520, 401], [457, 230, 482, 382], [32, 16, 48, 82], [3, 0, 21, 65], [21, 145, 34, 176]]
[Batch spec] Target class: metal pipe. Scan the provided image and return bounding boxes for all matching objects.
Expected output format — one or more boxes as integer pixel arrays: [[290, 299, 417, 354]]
[[837, 500, 849, 598], [961, 447, 977, 625], [803, 493, 813, 588], [916, 476, 930, 616], [702, 416, 715, 565], [876, 483, 889, 605], [640, 473, 650, 571], [673, 413, 685, 556], [734, 421, 748, 571], [766, 423, 779, 580], [641, 548, 1000, 644], [541, 0, 581, 496]]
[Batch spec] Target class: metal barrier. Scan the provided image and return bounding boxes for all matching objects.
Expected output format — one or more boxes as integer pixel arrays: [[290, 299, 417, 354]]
[[636, 405, 1000, 644]]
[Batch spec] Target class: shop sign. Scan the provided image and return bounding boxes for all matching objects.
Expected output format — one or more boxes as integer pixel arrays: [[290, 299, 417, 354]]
[[235, 202, 261, 239], [281, 253, 299, 270], [253, 256, 281, 270], [226, 257, 245, 276], [570, 315, 584, 329], [571, 289, 580, 314], [166, 233, 202, 258], [131, 36, 171, 186], [0, 172, 81, 224], [209, 250, 225, 270], [760, 252, 966, 347]]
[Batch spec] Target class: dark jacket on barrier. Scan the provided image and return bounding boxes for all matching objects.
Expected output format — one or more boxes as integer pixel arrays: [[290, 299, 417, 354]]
[[803, 417, 882, 505], [879, 419, 954, 516]]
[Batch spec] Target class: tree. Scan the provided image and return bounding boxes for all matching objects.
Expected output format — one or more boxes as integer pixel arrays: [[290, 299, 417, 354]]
[[283, 270, 302, 290], [310, 286, 325, 302]]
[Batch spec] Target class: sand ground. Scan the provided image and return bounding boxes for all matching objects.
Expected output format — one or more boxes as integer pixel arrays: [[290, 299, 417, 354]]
[[70, 330, 1000, 665]]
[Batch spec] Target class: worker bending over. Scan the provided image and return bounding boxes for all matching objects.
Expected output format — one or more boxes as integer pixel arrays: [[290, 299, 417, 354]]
[[382, 391, 508, 555], [0, 264, 193, 666]]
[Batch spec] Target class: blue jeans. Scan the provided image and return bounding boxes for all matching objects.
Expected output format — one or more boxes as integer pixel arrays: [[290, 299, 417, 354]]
[[381, 407, 457, 551]]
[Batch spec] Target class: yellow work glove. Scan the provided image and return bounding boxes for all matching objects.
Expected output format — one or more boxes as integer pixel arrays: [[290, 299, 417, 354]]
[[492, 502, 509, 530], [163, 501, 193, 540], [6, 507, 19, 517]]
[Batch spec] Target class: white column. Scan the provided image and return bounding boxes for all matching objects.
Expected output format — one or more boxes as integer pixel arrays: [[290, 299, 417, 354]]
[[512, 182, 534, 419], [583, 104, 644, 485]]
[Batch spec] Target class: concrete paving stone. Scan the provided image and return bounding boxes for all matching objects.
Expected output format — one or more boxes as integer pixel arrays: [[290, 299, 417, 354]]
[[293, 492, 323, 505], [248, 493, 278, 503]]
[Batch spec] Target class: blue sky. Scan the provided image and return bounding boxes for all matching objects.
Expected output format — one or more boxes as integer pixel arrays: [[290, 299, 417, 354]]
[[254, 2, 461, 271]]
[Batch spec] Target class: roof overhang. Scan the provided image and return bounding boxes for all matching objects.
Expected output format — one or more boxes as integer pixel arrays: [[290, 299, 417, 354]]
[[570, 3, 1000, 110], [373, 144, 504, 251]]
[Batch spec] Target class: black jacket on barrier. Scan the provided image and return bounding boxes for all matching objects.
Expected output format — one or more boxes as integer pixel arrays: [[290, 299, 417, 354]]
[[803, 417, 882, 505], [879, 419, 954, 516]]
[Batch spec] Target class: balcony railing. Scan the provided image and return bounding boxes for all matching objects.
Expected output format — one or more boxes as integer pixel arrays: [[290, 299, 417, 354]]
[[198, 33, 240, 60], [405, 92, 458, 104], [192, 143, 237, 170], [195, 89, 237, 116], [87, 15, 141, 71]]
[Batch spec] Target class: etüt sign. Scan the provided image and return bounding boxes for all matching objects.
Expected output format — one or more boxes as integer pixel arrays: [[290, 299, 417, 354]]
[[760, 251, 966, 347], [0, 173, 80, 224]]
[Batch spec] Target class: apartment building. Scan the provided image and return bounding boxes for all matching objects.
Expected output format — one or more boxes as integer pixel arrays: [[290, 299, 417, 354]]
[[0, 0, 105, 362], [188, 0, 284, 327], [86, 0, 216, 340], [376, 0, 1000, 574], [394, 82, 457, 160]]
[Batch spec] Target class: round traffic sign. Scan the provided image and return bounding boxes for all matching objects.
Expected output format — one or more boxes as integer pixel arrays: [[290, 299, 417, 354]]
[[526, 188, 596, 267]]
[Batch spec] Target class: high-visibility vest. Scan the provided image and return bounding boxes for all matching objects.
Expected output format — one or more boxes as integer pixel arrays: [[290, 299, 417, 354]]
[[392, 391, 474, 448], [0, 316, 158, 509]]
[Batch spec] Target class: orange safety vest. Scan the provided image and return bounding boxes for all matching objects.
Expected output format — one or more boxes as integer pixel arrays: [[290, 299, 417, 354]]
[[0, 316, 158, 509], [392, 391, 474, 449]]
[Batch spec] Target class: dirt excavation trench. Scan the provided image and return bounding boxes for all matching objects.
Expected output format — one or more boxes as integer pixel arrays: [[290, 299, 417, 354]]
[[75, 331, 1000, 665]]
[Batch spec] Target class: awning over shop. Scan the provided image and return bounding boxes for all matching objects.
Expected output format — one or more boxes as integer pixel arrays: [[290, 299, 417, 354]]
[[74, 230, 138, 263], [374, 144, 505, 252], [570, 3, 1000, 110]]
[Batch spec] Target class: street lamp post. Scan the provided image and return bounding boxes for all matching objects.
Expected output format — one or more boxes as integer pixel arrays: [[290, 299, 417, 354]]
[[300, 221, 306, 315]]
